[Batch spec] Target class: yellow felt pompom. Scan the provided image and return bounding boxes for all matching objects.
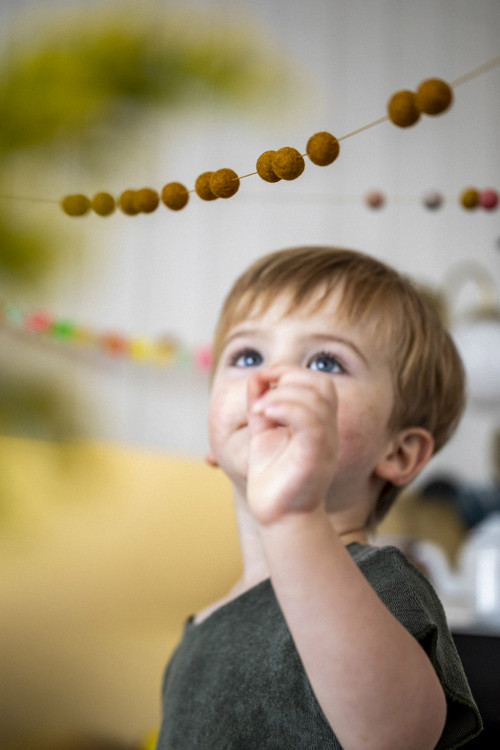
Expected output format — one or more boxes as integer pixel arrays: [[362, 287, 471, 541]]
[[91, 192, 115, 216], [118, 190, 140, 215], [209, 168, 240, 198], [387, 90, 420, 128], [272, 147, 305, 180], [195, 172, 218, 201], [161, 182, 189, 210], [61, 194, 91, 216], [415, 78, 453, 115], [460, 187, 479, 210], [134, 188, 159, 213], [306, 132, 340, 166], [256, 150, 281, 183]]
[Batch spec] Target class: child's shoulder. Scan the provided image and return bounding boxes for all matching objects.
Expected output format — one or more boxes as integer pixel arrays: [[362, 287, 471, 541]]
[[348, 541, 445, 627]]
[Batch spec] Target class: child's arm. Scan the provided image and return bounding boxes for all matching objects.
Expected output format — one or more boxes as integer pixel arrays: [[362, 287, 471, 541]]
[[247, 368, 447, 750]]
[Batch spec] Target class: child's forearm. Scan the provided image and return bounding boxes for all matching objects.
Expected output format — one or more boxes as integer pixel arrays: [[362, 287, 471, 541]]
[[259, 508, 447, 750]]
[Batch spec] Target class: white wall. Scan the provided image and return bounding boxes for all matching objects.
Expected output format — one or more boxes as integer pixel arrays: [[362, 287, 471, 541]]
[[5, 0, 500, 484]]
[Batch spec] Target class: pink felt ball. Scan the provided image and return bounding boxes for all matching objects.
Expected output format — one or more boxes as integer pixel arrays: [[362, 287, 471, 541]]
[[364, 190, 385, 209], [478, 188, 498, 210]]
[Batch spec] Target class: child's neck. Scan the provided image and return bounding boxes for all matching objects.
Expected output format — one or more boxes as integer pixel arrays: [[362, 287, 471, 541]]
[[233, 492, 369, 588]]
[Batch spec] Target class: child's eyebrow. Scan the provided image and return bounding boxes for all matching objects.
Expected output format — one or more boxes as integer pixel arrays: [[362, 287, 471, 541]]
[[221, 327, 263, 349]]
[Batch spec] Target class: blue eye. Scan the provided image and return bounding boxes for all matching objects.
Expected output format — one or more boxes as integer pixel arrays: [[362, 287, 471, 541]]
[[231, 348, 263, 368], [308, 352, 344, 374]]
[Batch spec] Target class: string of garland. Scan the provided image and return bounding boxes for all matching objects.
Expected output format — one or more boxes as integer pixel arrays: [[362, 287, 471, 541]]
[[0, 299, 213, 372], [53, 57, 500, 218]]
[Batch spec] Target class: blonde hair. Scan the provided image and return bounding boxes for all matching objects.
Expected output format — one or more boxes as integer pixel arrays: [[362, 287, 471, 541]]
[[212, 246, 465, 523]]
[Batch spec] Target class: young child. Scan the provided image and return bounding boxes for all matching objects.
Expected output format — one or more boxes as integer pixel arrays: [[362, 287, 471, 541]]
[[157, 246, 482, 749]]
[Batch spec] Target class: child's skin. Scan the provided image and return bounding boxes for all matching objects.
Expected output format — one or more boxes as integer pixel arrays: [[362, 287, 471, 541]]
[[205, 286, 447, 750]]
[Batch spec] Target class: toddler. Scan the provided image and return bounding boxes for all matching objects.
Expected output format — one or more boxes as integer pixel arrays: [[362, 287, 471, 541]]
[[157, 246, 482, 749]]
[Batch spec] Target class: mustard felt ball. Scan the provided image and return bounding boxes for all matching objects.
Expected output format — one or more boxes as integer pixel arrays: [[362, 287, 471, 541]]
[[256, 150, 281, 183], [415, 78, 453, 115], [271, 147, 305, 180], [134, 188, 159, 213], [119, 190, 140, 215], [91, 192, 115, 216], [209, 168, 240, 198], [306, 132, 340, 166], [387, 90, 420, 128], [460, 187, 479, 210], [195, 172, 218, 201], [161, 182, 189, 211], [61, 194, 91, 216]]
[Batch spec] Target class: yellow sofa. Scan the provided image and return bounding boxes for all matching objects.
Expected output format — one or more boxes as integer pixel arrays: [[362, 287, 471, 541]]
[[0, 436, 241, 749]]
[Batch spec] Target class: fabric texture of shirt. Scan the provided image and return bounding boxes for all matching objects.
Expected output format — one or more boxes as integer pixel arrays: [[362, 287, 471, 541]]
[[157, 542, 482, 749]]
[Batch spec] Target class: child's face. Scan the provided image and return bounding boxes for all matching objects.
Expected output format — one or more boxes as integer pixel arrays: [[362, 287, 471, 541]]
[[208, 287, 398, 511]]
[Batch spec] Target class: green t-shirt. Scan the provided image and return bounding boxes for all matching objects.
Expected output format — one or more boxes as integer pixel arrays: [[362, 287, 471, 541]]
[[158, 543, 482, 749]]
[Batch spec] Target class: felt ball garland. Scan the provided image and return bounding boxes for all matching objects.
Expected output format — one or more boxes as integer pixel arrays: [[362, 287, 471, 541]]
[[60, 72, 454, 216], [44, 56, 500, 218]]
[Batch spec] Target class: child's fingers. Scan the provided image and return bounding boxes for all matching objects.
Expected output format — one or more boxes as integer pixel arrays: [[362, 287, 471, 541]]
[[253, 374, 337, 419], [254, 389, 333, 435]]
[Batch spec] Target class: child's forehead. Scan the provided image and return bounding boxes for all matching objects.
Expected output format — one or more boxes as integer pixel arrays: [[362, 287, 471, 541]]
[[227, 282, 353, 329]]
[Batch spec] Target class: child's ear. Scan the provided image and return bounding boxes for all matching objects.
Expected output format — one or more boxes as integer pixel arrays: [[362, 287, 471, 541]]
[[375, 428, 434, 487]]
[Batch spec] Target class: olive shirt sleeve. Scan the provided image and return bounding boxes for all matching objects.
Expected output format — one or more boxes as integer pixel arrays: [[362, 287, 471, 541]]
[[351, 543, 483, 749]]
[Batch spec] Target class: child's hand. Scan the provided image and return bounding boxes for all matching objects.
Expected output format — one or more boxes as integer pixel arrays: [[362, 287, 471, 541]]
[[246, 367, 338, 525]]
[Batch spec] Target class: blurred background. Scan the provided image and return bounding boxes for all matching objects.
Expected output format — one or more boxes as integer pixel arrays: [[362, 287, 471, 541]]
[[0, 0, 499, 747]]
